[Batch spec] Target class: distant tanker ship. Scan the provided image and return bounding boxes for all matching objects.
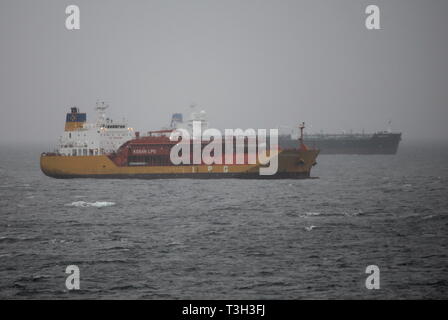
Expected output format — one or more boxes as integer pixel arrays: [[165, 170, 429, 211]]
[[40, 104, 319, 179], [278, 131, 402, 155], [169, 112, 402, 155]]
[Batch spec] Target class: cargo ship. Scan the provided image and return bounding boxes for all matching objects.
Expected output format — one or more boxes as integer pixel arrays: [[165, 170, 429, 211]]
[[278, 131, 402, 154], [169, 111, 402, 155], [40, 104, 319, 179]]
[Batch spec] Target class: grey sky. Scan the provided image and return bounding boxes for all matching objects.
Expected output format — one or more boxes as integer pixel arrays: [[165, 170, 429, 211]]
[[0, 0, 447, 144]]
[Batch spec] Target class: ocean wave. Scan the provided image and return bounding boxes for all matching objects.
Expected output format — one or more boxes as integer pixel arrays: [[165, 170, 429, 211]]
[[0, 236, 40, 243], [49, 239, 75, 245], [65, 201, 116, 208], [297, 211, 322, 218], [343, 210, 363, 217], [167, 241, 183, 247], [304, 225, 316, 231], [304, 212, 321, 216]]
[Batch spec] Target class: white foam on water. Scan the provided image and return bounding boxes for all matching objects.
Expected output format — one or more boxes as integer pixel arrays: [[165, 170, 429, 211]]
[[90, 201, 116, 208], [299, 212, 322, 218], [343, 209, 363, 217], [66, 201, 116, 208], [304, 225, 316, 231], [167, 241, 183, 246], [305, 212, 321, 216]]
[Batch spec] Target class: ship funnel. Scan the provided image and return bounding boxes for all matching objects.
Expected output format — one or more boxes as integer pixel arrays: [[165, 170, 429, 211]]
[[64, 107, 86, 131]]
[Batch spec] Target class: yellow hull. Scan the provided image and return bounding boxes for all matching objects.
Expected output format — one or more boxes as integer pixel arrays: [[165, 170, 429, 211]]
[[40, 149, 319, 179]]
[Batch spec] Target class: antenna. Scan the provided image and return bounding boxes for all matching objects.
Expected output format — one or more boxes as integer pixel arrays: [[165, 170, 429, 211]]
[[299, 122, 307, 150], [95, 100, 109, 126], [95, 100, 109, 111]]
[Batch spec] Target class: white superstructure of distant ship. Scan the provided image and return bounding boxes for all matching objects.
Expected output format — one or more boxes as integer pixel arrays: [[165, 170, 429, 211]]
[[165, 104, 209, 138]]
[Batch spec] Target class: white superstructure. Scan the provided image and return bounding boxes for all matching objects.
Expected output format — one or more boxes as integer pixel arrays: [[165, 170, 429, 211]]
[[57, 101, 134, 156], [169, 105, 209, 134]]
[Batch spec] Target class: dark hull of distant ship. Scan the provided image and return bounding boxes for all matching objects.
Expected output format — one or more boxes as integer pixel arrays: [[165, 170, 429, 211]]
[[279, 132, 402, 155]]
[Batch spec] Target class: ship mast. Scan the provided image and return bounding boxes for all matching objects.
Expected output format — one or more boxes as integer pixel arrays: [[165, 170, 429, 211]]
[[299, 122, 308, 151], [95, 101, 109, 126]]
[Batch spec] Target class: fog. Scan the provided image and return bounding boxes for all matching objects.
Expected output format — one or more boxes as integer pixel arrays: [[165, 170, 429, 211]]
[[1, 0, 447, 145]]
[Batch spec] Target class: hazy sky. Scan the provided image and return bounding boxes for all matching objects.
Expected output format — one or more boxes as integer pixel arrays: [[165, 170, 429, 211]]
[[0, 0, 447, 144]]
